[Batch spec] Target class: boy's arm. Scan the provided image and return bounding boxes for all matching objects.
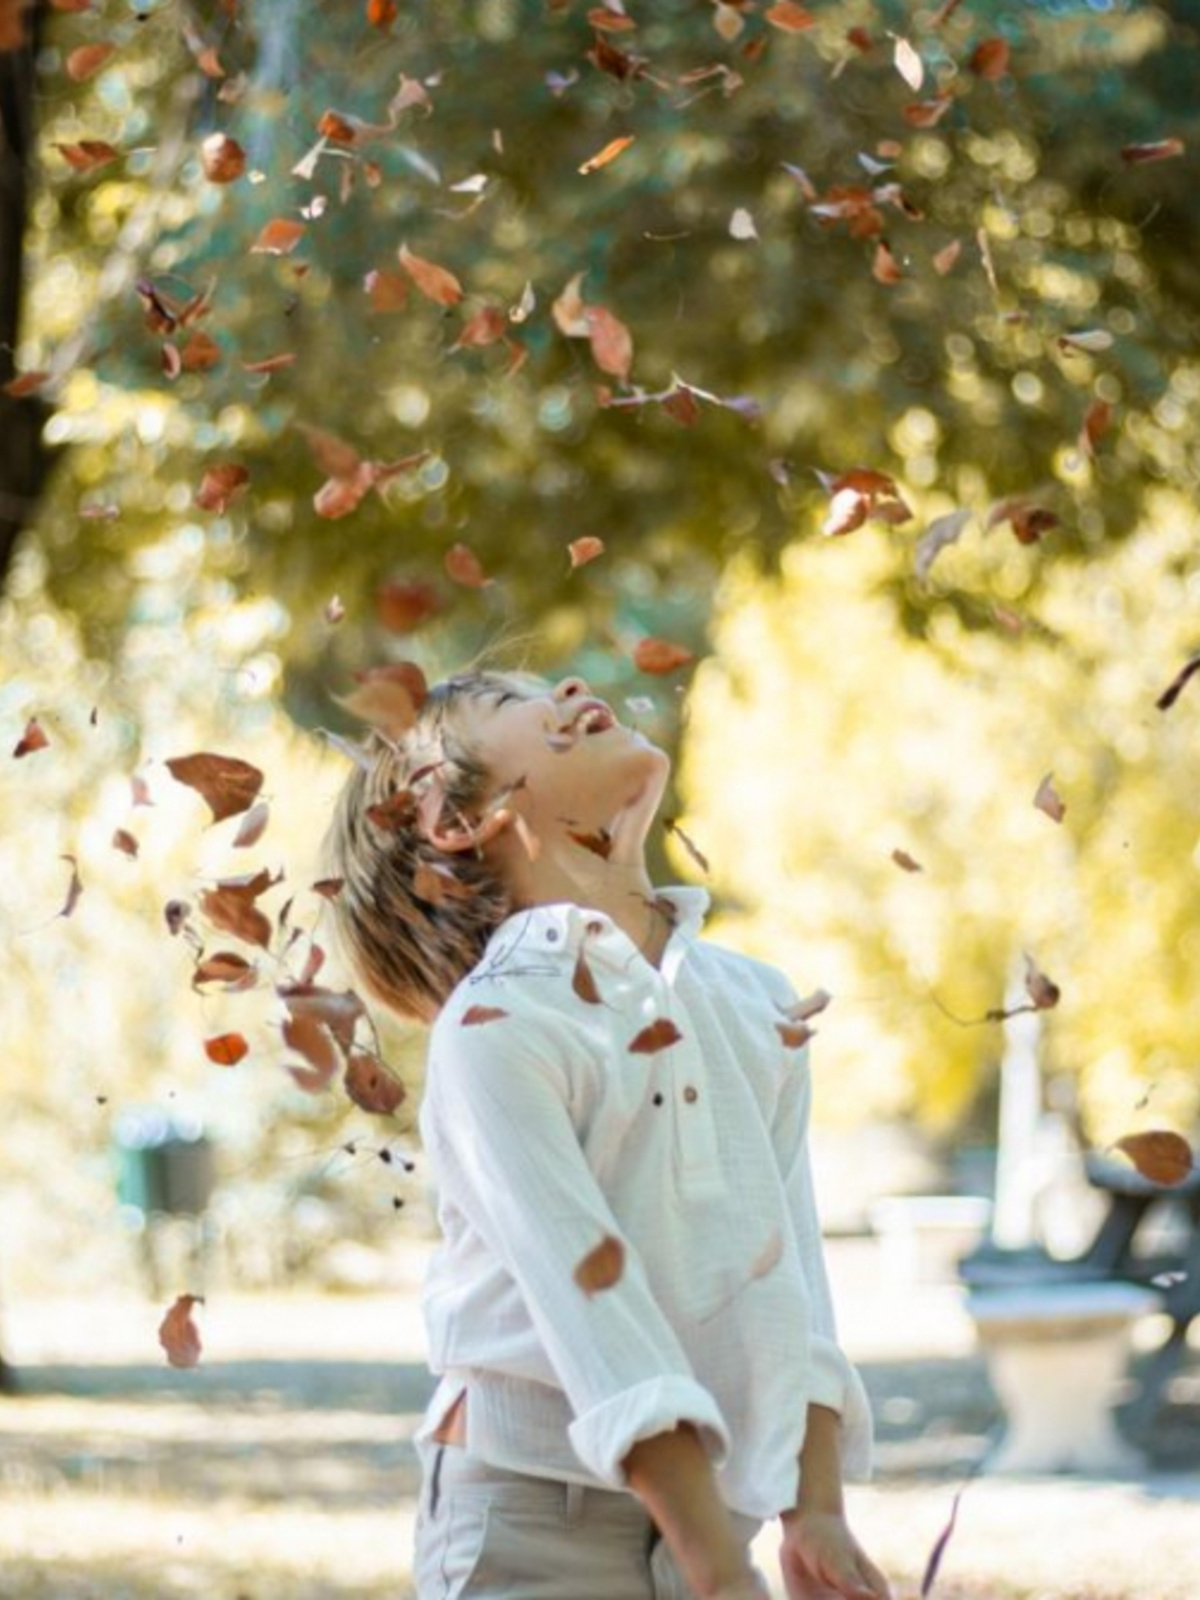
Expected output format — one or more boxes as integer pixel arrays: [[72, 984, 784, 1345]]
[[778, 1405, 890, 1600]]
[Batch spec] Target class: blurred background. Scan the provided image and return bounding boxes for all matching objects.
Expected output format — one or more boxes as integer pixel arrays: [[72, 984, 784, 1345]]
[[1, 0, 1199, 1594]]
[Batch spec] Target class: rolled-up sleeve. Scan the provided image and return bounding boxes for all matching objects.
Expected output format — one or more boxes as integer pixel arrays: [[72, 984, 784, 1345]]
[[422, 1005, 732, 1486], [771, 1029, 873, 1481]]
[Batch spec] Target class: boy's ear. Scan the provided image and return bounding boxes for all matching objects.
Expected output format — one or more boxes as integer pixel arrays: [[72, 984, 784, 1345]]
[[425, 807, 512, 855]]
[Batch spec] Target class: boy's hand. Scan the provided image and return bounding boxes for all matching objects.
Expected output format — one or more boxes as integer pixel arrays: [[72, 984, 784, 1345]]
[[779, 1509, 891, 1600]]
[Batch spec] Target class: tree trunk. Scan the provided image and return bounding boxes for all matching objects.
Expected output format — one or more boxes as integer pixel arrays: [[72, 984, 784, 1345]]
[[0, 1, 52, 591]]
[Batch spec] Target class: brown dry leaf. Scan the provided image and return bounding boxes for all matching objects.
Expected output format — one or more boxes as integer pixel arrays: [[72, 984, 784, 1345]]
[[13, 716, 48, 757], [365, 788, 418, 832], [663, 817, 710, 875], [969, 37, 1010, 78], [364, 268, 409, 313], [568, 827, 613, 860], [343, 1051, 406, 1114], [158, 1294, 203, 1368], [165, 752, 264, 823], [765, 1, 814, 31], [200, 133, 245, 183], [232, 800, 270, 849], [587, 5, 636, 32], [58, 854, 83, 919], [241, 352, 296, 375], [776, 1021, 814, 1049], [339, 660, 428, 736], [444, 542, 491, 588], [112, 827, 139, 858], [633, 638, 693, 675], [201, 882, 273, 950], [452, 306, 508, 350], [1121, 138, 1184, 165], [872, 240, 903, 284], [66, 42, 115, 81], [1033, 773, 1065, 823], [568, 536, 606, 569], [54, 139, 120, 173], [987, 497, 1059, 546], [578, 133, 635, 175], [296, 423, 361, 480], [179, 331, 221, 372], [932, 238, 962, 275], [377, 578, 442, 632], [891, 848, 923, 872], [311, 877, 344, 900], [367, 0, 398, 25], [1155, 653, 1200, 712], [277, 982, 365, 1053], [1113, 1130, 1194, 1187], [629, 1018, 683, 1054], [572, 948, 603, 1005], [585, 305, 633, 382], [552, 273, 590, 337], [903, 95, 954, 129], [462, 1004, 509, 1026], [661, 386, 701, 427], [3, 369, 50, 397], [282, 1014, 338, 1082], [1079, 398, 1114, 459], [195, 463, 250, 513], [193, 951, 256, 989], [205, 1032, 249, 1067], [574, 1234, 625, 1296], [398, 244, 464, 307], [251, 218, 306, 256], [1023, 954, 1060, 1011]]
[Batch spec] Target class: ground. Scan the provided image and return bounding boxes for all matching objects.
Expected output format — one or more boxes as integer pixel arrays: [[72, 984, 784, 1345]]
[[0, 1238, 1196, 1600]]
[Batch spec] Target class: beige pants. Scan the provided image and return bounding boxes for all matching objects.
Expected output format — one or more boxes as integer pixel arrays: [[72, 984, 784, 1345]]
[[413, 1442, 762, 1600]]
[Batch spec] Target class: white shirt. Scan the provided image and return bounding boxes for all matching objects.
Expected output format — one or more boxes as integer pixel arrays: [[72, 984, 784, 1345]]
[[416, 888, 873, 1520]]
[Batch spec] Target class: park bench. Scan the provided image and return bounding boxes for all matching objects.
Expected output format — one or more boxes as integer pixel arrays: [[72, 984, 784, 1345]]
[[959, 1152, 1200, 1471]]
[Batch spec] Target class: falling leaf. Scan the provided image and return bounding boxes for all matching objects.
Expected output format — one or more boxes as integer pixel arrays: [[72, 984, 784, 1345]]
[[200, 133, 245, 183], [179, 331, 221, 372], [904, 95, 954, 129], [579, 134, 636, 174], [1033, 773, 1065, 823], [296, 423, 361, 480], [872, 240, 903, 284], [241, 352, 296, 374], [585, 305, 633, 381], [462, 1005, 509, 1026], [1023, 954, 1060, 1011], [552, 273, 591, 338], [195, 463, 250, 513], [629, 1018, 683, 1054], [915, 507, 972, 580], [587, 4, 637, 32], [893, 36, 924, 92], [567, 827, 613, 859], [339, 661, 428, 737], [343, 1051, 406, 1113], [112, 827, 139, 858], [444, 542, 491, 588], [572, 948, 603, 1005], [250, 218, 306, 256], [367, 0, 398, 25], [765, 2, 814, 31], [3, 369, 50, 397], [452, 306, 508, 350], [66, 42, 115, 81], [787, 988, 832, 1024], [377, 579, 442, 632], [1058, 329, 1115, 355], [932, 238, 963, 275], [1155, 653, 1200, 711], [776, 1021, 813, 1049], [1121, 138, 1184, 165], [574, 1234, 625, 1296], [54, 139, 120, 173], [1079, 398, 1114, 458], [277, 982, 365, 1053], [821, 467, 911, 536], [661, 386, 701, 427], [193, 951, 256, 989], [13, 716, 48, 757], [663, 816, 710, 874], [969, 37, 1010, 79], [165, 752, 264, 823], [205, 1032, 249, 1067], [364, 268, 409, 312], [633, 638, 693, 675], [920, 1490, 963, 1598], [281, 1014, 338, 1083], [413, 861, 477, 904], [891, 848, 923, 872], [1113, 1131, 1194, 1187], [200, 868, 278, 948], [311, 878, 344, 901], [233, 800, 270, 848], [58, 854, 83, 919], [729, 207, 759, 240], [712, 2, 744, 41], [364, 788, 417, 833], [986, 498, 1058, 546], [568, 536, 605, 568], [158, 1294, 203, 1369], [398, 244, 464, 307]]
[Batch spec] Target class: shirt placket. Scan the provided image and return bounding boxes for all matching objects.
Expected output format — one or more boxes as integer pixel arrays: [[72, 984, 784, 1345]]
[[645, 981, 725, 1198]]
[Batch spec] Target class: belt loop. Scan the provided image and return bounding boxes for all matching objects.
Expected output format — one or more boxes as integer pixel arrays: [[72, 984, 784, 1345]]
[[564, 1481, 585, 1524]]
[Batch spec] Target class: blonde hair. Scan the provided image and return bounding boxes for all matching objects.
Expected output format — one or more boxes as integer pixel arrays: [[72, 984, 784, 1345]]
[[324, 671, 534, 1022]]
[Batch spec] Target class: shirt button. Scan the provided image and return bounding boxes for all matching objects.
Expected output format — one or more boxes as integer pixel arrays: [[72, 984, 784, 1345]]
[[546, 929, 559, 942], [683, 1086, 699, 1104]]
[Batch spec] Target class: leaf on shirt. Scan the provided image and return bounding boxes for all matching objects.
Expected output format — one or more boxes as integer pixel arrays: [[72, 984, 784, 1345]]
[[749, 1228, 784, 1282], [573, 1233, 626, 1296], [462, 1004, 509, 1026], [572, 947, 603, 1005], [784, 987, 832, 1023], [776, 1020, 814, 1049], [628, 1018, 683, 1054]]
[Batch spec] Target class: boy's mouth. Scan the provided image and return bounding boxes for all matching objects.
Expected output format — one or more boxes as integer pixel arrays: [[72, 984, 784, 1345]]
[[545, 700, 617, 749]]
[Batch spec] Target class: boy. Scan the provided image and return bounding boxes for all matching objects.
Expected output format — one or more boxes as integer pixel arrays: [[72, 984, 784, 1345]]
[[326, 669, 889, 1600]]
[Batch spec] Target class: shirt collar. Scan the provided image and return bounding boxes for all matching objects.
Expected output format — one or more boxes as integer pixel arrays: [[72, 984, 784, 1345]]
[[484, 886, 710, 980]]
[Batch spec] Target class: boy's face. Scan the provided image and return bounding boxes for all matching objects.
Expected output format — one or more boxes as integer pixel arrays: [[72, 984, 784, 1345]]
[[452, 674, 670, 840]]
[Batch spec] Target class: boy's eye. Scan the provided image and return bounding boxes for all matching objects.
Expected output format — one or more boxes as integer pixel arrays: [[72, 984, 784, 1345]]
[[492, 690, 518, 705]]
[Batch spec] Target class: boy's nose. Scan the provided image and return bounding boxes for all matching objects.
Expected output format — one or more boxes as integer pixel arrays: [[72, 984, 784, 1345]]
[[553, 677, 590, 703]]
